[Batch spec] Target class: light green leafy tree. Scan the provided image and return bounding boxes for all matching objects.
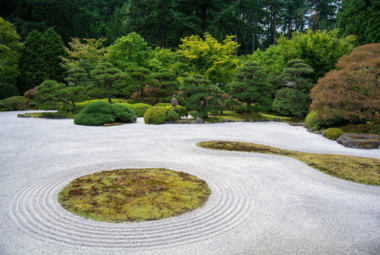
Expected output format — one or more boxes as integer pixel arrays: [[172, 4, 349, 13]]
[[0, 17, 22, 86], [178, 33, 241, 84], [106, 32, 151, 69], [91, 62, 130, 103]]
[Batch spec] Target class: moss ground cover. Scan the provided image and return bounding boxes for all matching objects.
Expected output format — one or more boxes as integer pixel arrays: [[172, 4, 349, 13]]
[[197, 141, 380, 186], [58, 168, 211, 222]]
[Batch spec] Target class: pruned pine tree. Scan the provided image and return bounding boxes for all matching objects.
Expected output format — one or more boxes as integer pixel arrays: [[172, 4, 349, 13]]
[[276, 59, 314, 119], [91, 62, 129, 103], [148, 68, 179, 101], [64, 66, 89, 86], [228, 62, 273, 112], [125, 67, 154, 101], [179, 74, 222, 119]]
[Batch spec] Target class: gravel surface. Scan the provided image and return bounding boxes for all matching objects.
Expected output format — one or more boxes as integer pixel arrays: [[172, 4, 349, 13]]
[[1, 111, 380, 255]]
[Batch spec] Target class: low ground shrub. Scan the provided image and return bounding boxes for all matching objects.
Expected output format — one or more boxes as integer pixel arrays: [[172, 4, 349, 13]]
[[236, 106, 249, 113], [323, 128, 345, 140], [153, 103, 188, 118], [369, 125, 380, 134], [166, 109, 179, 121], [74, 101, 136, 126], [0, 96, 29, 111], [0, 83, 20, 100], [117, 103, 152, 117]]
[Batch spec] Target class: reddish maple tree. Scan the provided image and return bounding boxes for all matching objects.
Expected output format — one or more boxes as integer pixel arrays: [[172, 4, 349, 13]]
[[310, 43, 380, 123]]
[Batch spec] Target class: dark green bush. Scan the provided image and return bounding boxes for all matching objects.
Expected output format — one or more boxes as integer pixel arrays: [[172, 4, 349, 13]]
[[76, 98, 119, 108], [166, 109, 179, 121], [0, 83, 20, 100], [163, 105, 188, 118], [369, 125, 380, 134], [111, 104, 137, 122], [323, 128, 345, 140], [74, 101, 136, 126], [236, 105, 250, 113], [144, 106, 168, 124], [0, 96, 29, 111]]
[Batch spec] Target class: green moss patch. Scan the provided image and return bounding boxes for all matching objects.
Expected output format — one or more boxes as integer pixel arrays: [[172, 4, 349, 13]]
[[197, 141, 380, 186], [58, 168, 211, 222]]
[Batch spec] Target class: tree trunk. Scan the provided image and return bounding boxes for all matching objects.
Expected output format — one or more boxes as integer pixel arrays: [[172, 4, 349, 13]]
[[252, 14, 256, 54], [273, 1, 277, 45], [160, 22, 166, 49], [108, 82, 112, 103], [140, 86, 144, 101], [287, 19, 291, 40]]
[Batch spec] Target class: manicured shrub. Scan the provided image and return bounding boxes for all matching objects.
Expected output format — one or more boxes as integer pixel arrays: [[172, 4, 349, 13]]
[[111, 104, 137, 122], [0, 96, 29, 111], [224, 98, 236, 110], [0, 83, 20, 100], [129, 103, 152, 117], [323, 128, 345, 140], [236, 105, 249, 113], [74, 101, 136, 126], [305, 112, 318, 129], [151, 103, 188, 118], [75, 98, 119, 108], [166, 109, 179, 121], [144, 106, 168, 124], [155, 103, 171, 107]]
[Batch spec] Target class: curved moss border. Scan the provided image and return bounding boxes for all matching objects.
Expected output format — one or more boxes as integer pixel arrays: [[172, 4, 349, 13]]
[[197, 141, 380, 186], [58, 168, 211, 222]]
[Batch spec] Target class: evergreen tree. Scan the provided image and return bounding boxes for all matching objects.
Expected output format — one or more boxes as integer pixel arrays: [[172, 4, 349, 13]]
[[0, 17, 23, 86], [17, 30, 44, 94], [275, 59, 314, 119], [179, 74, 222, 119], [148, 68, 179, 102], [91, 62, 130, 103], [40, 28, 65, 82], [64, 66, 90, 87], [337, 0, 380, 46], [125, 67, 154, 101], [228, 62, 273, 111]]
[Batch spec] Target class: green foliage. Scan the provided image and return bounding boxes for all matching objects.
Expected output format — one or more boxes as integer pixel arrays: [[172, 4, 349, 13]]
[[247, 30, 354, 82], [34, 80, 63, 110], [40, 28, 65, 82], [272, 98, 291, 115], [228, 62, 273, 111], [178, 33, 240, 83], [117, 103, 152, 117], [369, 125, 380, 135], [91, 62, 129, 103], [166, 105, 188, 118], [107, 32, 151, 68], [148, 68, 179, 100], [74, 101, 136, 126], [0, 17, 22, 86], [76, 98, 119, 108], [148, 47, 190, 76], [0, 83, 20, 100], [125, 67, 154, 101], [275, 59, 314, 119], [64, 66, 89, 86], [179, 74, 222, 118], [0, 96, 29, 111], [323, 128, 345, 140], [166, 109, 179, 121], [144, 106, 168, 124], [236, 106, 249, 113], [305, 112, 319, 129], [337, 0, 380, 46], [224, 98, 236, 110]]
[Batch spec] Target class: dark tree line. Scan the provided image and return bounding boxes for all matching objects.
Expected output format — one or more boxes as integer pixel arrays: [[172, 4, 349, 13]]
[[1, 0, 342, 53]]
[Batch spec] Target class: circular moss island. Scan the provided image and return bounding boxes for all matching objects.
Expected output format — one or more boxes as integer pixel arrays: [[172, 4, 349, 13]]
[[58, 168, 212, 222]]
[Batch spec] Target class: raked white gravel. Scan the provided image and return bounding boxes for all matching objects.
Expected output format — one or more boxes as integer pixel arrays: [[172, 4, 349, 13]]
[[0, 110, 379, 255]]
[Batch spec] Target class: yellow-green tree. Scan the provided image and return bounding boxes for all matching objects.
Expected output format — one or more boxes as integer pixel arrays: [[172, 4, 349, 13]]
[[178, 33, 240, 83]]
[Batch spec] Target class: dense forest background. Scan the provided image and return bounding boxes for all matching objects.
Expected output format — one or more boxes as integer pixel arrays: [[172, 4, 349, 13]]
[[1, 0, 345, 53]]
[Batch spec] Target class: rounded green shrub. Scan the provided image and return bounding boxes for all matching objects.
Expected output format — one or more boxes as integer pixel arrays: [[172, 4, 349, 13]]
[[305, 111, 318, 129], [76, 98, 119, 108], [153, 103, 188, 118], [166, 109, 179, 121], [236, 105, 249, 113], [155, 103, 171, 107], [129, 103, 152, 117], [111, 104, 137, 122], [0, 96, 29, 111], [74, 101, 136, 126], [0, 83, 20, 100], [323, 128, 345, 140], [144, 106, 168, 124]]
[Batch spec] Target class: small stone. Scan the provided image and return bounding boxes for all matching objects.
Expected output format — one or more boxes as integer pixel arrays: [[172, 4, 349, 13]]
[[191, 120, 197, 124], [223, 118, 227, 122], [273, 118, 281, 122], [196, 118, 203, 124]]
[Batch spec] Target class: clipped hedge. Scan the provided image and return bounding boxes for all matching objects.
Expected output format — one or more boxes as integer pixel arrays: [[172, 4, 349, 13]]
[[155, 103, 188, 118], [0, 83, 20, 100], [117, 103, 152, 117], [0, 96, 29, 111], [76, 98, 119, 108], [305, 111, 318, 129], [74, 101, 136, 126], [144, 106, 179, 124], [323, 128, 345, 140]]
